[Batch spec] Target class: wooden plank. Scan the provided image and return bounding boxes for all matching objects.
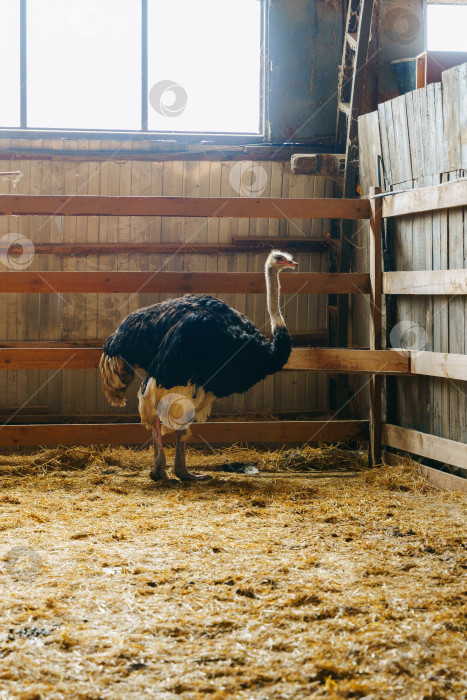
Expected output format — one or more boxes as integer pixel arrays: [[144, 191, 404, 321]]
[[3, 239, 331, 256], [382, 450, 467, 494], [383, 178, 467, 219], [0, 347, 410, 373], [442, 65, 462, 172], [285, 348, 409, 374], [383, 269, 467, 295], [390, 96, 412, 184], [0, 271, 371, 295], [0, 420, 369, 447], [410, 351, 467, 381], [369, 186, 383, 466], [382, 423, 467, 473], [0, 194, 372, 220]]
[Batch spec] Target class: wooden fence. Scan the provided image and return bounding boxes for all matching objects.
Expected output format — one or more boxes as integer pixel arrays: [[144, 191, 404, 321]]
[[356, 62, 467, 489], [0, 184, 466, 480]]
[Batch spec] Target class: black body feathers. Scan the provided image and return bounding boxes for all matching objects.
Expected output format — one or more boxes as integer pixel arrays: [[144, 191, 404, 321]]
[[102, 294, 291, 399]]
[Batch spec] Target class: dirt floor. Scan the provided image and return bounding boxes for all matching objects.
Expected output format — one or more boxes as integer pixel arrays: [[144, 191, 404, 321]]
[[0, 445, 466, 699]]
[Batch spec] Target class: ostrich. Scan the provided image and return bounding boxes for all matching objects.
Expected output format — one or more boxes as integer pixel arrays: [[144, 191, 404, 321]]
[[99, 250, 298, 484]]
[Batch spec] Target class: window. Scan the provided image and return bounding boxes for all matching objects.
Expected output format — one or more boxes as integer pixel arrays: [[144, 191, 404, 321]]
[[427, 4, 467, 51], [0, 0, 21, 127], [0, 0, 262, 134]]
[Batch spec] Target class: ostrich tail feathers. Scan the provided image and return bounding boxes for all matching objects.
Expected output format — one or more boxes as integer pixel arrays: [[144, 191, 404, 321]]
[[99, 353, 135, 407]]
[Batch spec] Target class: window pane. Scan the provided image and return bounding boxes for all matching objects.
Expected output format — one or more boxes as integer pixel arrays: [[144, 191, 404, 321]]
[[0, 0, 20, 127], [27, 0, 141, 130], [148, 0, 261, 133], [427, 5, 467, 51]]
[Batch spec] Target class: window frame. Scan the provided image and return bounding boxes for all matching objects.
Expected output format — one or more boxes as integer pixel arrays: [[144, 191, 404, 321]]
[[1, 0, 266, 142]]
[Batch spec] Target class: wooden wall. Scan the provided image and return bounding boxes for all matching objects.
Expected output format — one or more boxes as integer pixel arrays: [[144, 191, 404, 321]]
[[0, 147, 333, 418], [354, 62, 466, 451]]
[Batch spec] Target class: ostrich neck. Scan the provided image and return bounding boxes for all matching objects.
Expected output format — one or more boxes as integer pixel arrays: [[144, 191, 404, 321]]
[[266, 266, 285, 332]]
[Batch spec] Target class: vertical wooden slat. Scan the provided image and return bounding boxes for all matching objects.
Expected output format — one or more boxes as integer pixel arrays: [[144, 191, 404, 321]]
[[369, 186, 382, 466]]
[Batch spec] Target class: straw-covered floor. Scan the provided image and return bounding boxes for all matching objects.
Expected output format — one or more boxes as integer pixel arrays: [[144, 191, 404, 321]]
[[0, 444, 466, 699]]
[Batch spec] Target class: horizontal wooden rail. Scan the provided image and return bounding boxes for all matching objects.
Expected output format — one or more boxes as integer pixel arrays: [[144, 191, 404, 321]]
[[382, 178, 467, 218], [382, 450, 467, 493], [0, 420, 369, 447], [0, 271, 371, 295], [2, 346, 465, 380], [0, 195, 371, 220], [382, 423, 467, 474], [0, 347, 410, 373], [284, 348, 410, 374], [383, 270, 467, 295], [410, 351, 467, 382], [5, 238, 331, 257]]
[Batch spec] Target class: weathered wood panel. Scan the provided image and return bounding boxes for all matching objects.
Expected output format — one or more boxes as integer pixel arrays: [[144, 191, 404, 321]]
[[355, 63, 467, 473], [0, 158, 334, 417]]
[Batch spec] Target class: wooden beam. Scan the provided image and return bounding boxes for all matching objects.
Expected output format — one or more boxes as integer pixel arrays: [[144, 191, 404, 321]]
[[232, 237, 331, 252], [0, 347, 410, 373], [0, 420, 369, 447], [0, 271, 371, 295], [369, 186, 383, 467], [382, 450, 467, 494], [382, 423, 467, 473], [410, 351, 467, 381], [0, 194, 371, 220], [383, 270, 467, 295], [5, 239, 331, 256], [284, 348, 409, 374], [382, 178, 467, 218]]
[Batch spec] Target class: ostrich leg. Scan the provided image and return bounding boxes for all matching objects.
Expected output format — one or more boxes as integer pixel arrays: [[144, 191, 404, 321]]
[[174, 429, 211, 482], [149, 417, 173, 483]]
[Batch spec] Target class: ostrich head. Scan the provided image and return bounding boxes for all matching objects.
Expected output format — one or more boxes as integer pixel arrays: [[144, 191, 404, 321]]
[[265, 250, 298, 272]]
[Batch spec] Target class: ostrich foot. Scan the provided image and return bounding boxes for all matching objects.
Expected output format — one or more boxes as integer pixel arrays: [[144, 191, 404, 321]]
[[174, 428, 212, 482], [174, 469, 212, 482], [150, 420, 177, 484], [149, 463, 177, 485]]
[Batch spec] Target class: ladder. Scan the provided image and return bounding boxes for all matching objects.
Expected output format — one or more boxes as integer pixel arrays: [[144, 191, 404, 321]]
[[330, 0, 376, 412]]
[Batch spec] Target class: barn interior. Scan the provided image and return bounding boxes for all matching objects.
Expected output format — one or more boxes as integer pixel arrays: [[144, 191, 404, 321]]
[[0, 0, 466, 697]]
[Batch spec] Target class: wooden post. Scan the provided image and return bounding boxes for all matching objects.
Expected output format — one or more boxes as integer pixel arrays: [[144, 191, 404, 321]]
[[369, 186, 383, 466]]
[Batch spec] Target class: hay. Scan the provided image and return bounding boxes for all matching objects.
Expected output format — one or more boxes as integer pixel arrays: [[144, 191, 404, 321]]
[[0, 445, 466, 698]]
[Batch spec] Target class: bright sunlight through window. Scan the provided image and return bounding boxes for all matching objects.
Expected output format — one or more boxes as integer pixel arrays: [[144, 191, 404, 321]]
[[427, 4, 467, 52], [0, 0, 262, 133], [147, 0, 261, 133]]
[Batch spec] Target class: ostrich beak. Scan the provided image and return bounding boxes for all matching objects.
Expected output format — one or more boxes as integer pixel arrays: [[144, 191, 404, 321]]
[[283, 260, 298, 269]]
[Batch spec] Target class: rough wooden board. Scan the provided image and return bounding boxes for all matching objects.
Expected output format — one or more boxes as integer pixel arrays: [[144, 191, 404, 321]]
[[382, 450, 467, 493], [0, 420, 369, 447], [382, 178, 467, 218], [0, 195, 372, 220], [382, 423, 467, 473], [4, 240, 331, 255], [0, 271, 371, 295], [0, 347, 410, 374], [383, 269, 467, 295]]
